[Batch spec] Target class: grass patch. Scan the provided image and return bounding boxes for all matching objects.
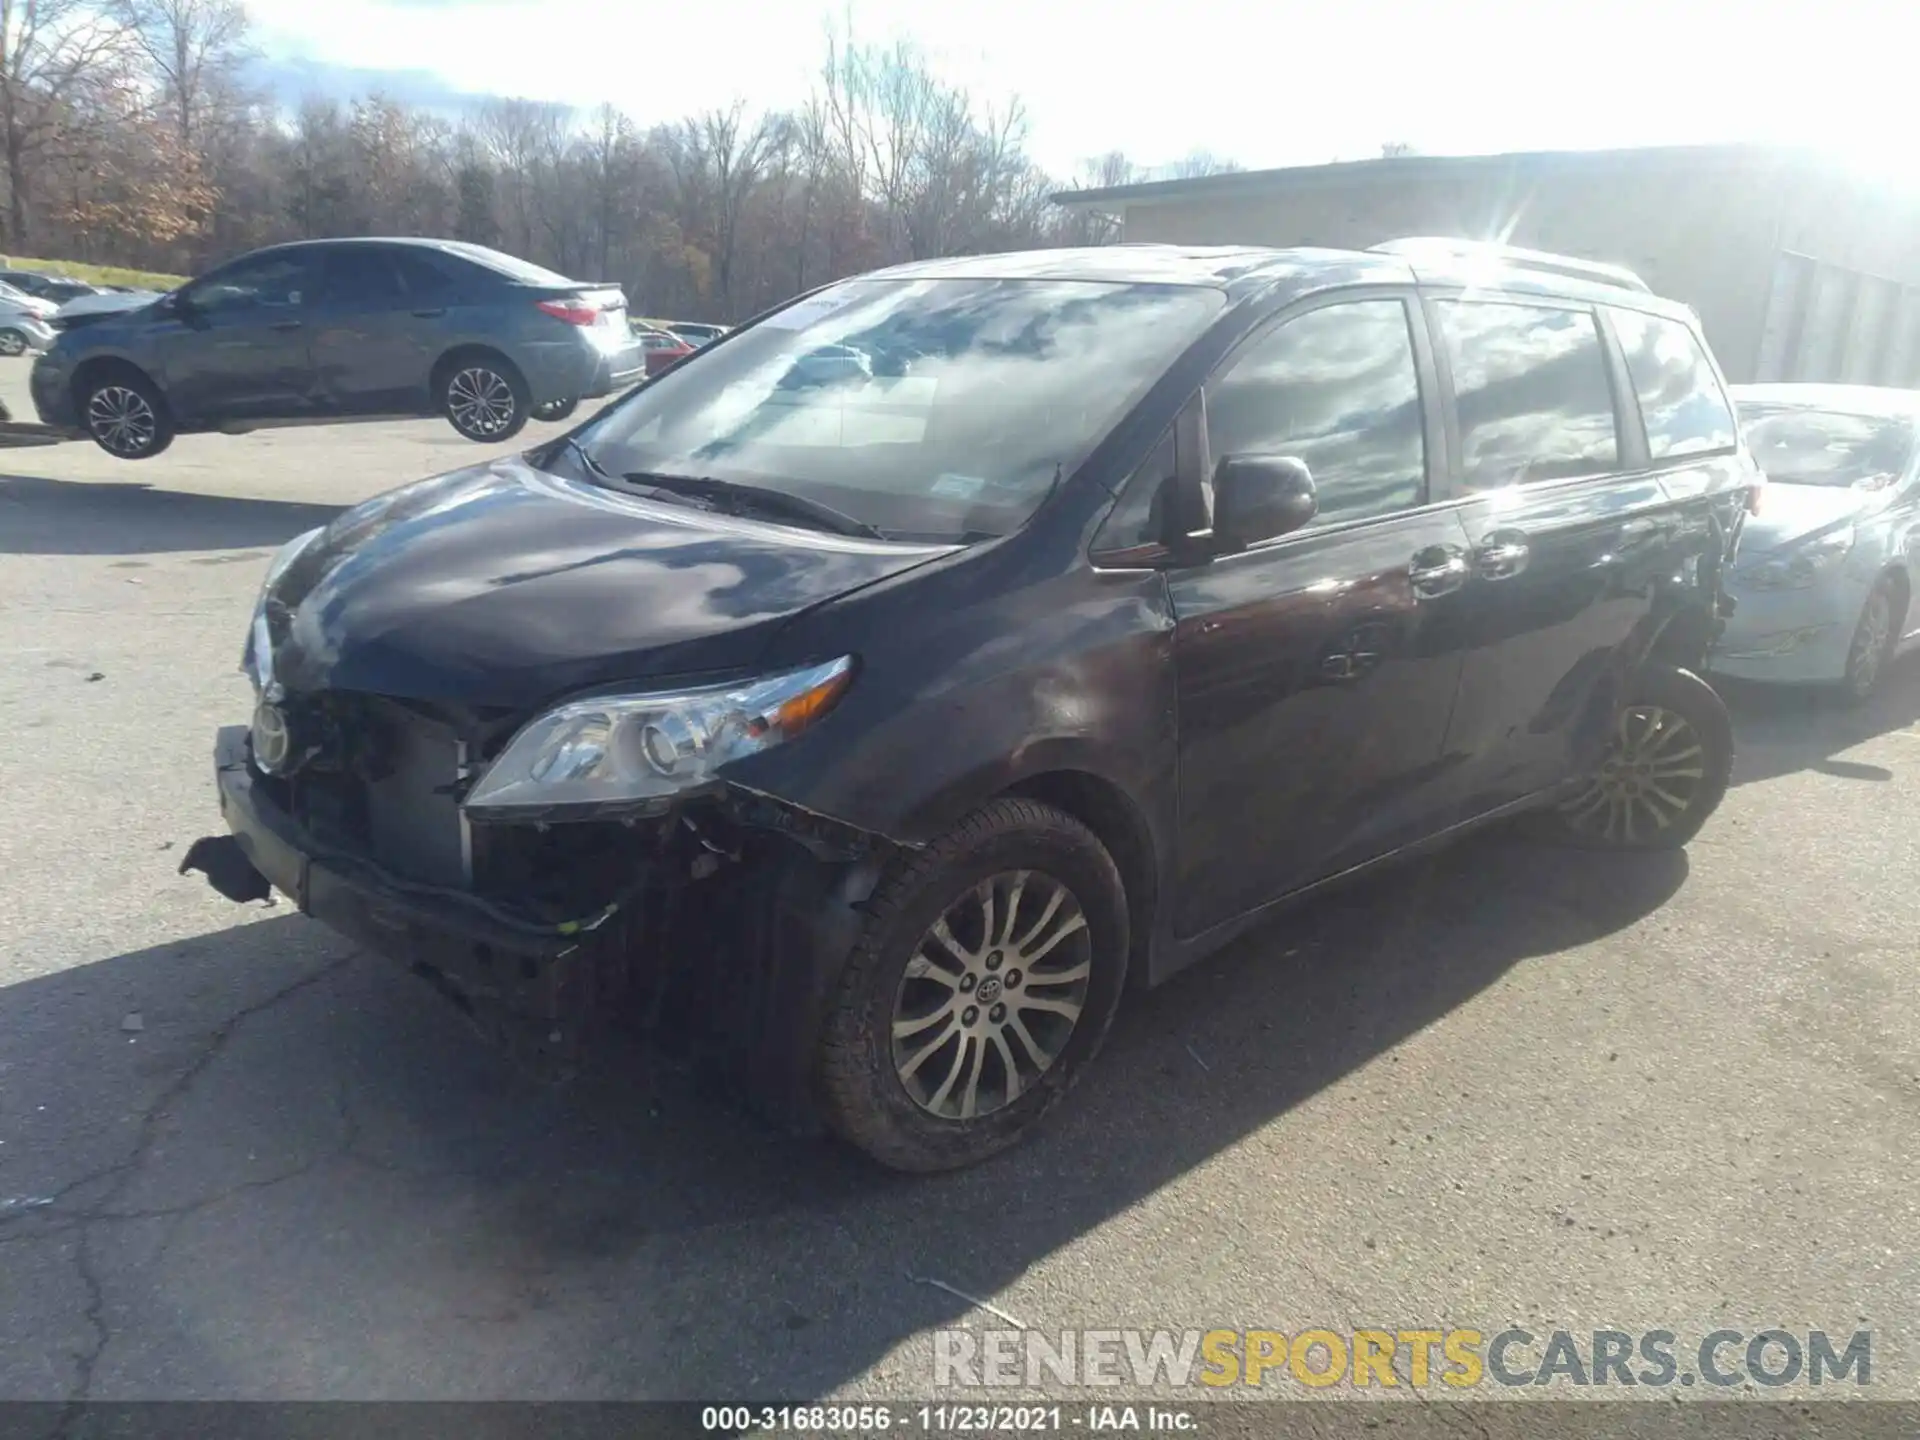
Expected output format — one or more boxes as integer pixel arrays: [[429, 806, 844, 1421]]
[[0, 256, 186, 291]]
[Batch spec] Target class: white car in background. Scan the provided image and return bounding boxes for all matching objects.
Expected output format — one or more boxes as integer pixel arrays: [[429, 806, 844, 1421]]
[[1714, 383, 1920, 703], [0, 281, 57, 356]]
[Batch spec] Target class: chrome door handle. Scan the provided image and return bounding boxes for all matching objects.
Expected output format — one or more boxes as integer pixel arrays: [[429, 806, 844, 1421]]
[[1408, 545, 1470, 599], [1474, 529, 1530, 580]]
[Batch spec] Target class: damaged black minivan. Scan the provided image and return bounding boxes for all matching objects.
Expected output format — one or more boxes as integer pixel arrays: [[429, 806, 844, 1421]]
[[186, 240, 1757, 1171]]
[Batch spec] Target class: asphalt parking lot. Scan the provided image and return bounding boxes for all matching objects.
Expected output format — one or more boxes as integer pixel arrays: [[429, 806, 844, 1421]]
[[2, 361, 1919, 1407]]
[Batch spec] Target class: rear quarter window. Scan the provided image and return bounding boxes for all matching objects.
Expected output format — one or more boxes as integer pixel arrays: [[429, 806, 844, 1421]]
[[1436, 299, 1620, 489], [1609, 307, 1738, 460]]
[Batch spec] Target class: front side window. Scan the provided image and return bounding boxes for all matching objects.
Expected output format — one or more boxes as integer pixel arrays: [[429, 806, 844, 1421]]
[[1438, 300, 1619, 489], [1610, 307, 1738, 460], [1739, 405, 1918, 490], [190, 255, 314, 314], [1204, 299, 1426, 527], [578, 277, 1226, 542]]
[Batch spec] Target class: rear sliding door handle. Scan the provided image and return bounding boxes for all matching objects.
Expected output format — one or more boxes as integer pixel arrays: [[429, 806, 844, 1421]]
[[1409, 544, 1470, 599], [1474, 530, 1531, 580]]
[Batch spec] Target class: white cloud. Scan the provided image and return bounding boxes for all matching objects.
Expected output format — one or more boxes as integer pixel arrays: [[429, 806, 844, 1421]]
[[243, 0, 1920, 183]]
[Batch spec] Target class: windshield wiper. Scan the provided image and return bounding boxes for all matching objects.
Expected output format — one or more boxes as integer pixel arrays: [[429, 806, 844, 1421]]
[[620, 471, 889, 540]]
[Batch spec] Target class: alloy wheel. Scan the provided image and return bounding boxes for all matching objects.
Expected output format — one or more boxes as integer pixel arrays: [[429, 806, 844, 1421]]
[[0, 329, 25, 357], [1558, 704, 1707, 844], [87, 385, 158, 456], [447, 367, 517, 438], [1846, 588, 1893, 698], [890, 869, 1092, 1122]]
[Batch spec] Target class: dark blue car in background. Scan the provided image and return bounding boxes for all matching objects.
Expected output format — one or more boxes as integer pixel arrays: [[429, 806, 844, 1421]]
[[30, 237, 644, 458]]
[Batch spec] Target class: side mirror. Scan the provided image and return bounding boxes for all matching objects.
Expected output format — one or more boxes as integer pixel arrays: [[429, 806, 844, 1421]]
[[1212, 454, 1317, 549]]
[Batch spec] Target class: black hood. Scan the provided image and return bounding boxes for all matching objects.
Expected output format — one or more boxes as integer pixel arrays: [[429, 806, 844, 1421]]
[[264, 455, 955, 709]]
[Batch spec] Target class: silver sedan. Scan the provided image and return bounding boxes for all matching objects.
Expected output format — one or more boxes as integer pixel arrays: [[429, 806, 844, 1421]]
[[1714, 383, 1920, 703]]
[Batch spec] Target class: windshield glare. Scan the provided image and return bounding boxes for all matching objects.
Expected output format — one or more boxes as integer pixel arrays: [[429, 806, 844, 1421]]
[[1740, 405, 1918, 490], [577, 276, 1225, 542]]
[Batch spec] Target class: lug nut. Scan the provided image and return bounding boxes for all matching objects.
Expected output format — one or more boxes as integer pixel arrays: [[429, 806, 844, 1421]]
[[962, 1006, 979, 1025], [959, 974, 977, 992], [1005, 968, 1022, 988], [985, 951, 1003, 971], [989, 1003, 1007, 1023]]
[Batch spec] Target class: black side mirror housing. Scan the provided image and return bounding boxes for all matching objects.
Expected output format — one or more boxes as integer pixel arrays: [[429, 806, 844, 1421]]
[[1212, 454, 1318, 549]]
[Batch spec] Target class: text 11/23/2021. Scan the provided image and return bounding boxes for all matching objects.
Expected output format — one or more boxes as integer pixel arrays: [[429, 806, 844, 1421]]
[[702, 1405, 1198, 1433]]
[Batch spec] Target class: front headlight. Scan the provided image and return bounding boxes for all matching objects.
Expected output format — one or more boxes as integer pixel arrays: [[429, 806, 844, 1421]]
[[1738, 529, 1855, 591], [462, 656, 856, 820], [241, 526, 324, 689]]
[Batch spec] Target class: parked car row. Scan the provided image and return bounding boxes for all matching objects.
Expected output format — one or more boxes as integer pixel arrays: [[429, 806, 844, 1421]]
[[183, 236, 1769, 1172]]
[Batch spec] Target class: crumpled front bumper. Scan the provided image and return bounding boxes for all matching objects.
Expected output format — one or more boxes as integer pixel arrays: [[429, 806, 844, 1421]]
[[187, 725, 616, 1074], [1708, 573, 1861, 685]]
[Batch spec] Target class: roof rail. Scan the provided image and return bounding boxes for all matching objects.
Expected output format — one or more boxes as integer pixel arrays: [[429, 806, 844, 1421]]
[[1368, 236, 1652, 294]]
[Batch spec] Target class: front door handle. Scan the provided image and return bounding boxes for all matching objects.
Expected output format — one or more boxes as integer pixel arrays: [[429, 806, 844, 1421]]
[[269, 319, 303, 332], [1474, 529, 1531, 580], [1408, 544, 1470, 600], [411, 308, 446, 318]]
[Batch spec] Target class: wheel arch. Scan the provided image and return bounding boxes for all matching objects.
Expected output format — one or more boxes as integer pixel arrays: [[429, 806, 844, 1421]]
[[1877, 562, 1911, 631], [1001, 768, 1159, 990], [69, 354, 171, 422], [431, 342, 525, 393]]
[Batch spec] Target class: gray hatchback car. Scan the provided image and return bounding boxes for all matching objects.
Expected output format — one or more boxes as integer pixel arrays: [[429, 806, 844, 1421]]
[[30, 237, 643, 458]]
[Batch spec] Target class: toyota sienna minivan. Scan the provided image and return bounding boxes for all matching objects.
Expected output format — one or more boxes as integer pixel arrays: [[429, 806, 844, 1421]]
[[184, 239, 1758, 1171]]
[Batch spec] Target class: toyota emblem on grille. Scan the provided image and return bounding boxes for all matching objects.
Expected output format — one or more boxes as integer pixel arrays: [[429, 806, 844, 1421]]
[[251, 701, 294, 775]]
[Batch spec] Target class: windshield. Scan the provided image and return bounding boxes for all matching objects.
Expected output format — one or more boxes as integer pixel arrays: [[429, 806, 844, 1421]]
[[575, 276, 1225, 542], [1740, 404, 1918, 489]]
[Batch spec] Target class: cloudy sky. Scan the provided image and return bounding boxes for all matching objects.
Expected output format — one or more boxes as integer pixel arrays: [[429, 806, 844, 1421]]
[[241, 0, 1917, 182]]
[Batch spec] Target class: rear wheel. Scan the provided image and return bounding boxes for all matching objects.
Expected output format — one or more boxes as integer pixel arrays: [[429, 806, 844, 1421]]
[[0, 327, 28, 357], [82, 370, 174, 459], [531, 397, 579, 423], [1837, 575, 1900, 706], [818, 798, 1128, 1172], [1545, 665, 1732, 850], [439, 354, 529, 442]]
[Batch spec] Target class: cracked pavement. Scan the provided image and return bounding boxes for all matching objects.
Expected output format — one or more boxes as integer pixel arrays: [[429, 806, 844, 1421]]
[[3, 370, 1919, 1404]]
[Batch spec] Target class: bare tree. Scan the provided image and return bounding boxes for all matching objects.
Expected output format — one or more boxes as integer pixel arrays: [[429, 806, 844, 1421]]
[[113, 0, 246, 151], [0, 0, 129, 245], [0, 27, 1244, 318]]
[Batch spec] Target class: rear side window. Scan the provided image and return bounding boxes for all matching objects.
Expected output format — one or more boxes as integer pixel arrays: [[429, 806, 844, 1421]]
[[393, 251, 457, 298], [1437, 300, 1618, 488], [1609, 307, 1738, 460], [321, 248, 404, 304], [1204, 299, 1427, 527]]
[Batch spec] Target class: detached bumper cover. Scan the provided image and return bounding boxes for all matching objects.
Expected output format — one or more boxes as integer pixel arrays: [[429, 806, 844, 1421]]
[[199, 725, 617, 1070]]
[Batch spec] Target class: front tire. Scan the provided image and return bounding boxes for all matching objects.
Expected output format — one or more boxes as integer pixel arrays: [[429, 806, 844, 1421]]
[[1545, 664, 1732, 850], [1837, 576, 1900, 706], [82, 371, 175, 459], [439, 355, 529, 442], [531, 397, 579, 423], [818, 798, 1129, 1172], [0, 327, 28, 357]]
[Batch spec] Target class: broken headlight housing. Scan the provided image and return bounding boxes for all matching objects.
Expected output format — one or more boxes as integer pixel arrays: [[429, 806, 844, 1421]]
[[241, 525, 324, 692], [1737, 528, 1855, 592], [462, 656, 855, 821]]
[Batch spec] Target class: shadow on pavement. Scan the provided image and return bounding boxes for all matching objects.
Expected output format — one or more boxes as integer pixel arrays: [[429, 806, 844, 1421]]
[[0, 475, 343, 557], [0, 830, 1684, 1399], [1721, 652, 1920, 788]]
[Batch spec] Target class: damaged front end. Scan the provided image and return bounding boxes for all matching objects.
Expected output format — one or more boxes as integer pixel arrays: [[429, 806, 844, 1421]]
[[184, 668, 897, 1129]]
